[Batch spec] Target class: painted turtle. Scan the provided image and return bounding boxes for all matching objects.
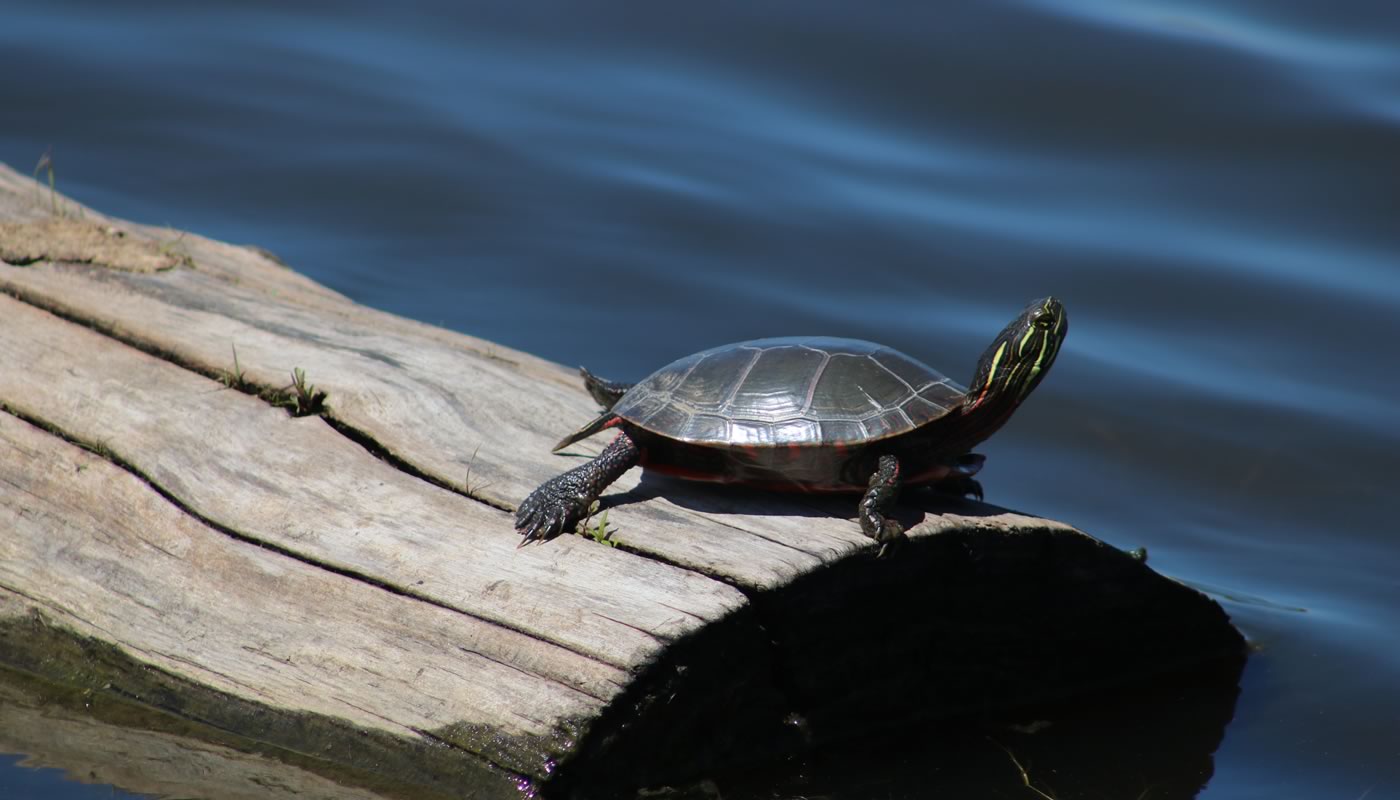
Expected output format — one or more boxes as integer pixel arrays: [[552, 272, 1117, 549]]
[[516, 297, 1067, 547]]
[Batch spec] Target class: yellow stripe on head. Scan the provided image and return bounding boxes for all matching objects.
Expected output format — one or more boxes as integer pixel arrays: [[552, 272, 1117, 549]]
[[973, 340, 1008, 408], [1019, 332, 1050, 401], [1018, 325, 1036, 356], [988, 341, 1008, 382]]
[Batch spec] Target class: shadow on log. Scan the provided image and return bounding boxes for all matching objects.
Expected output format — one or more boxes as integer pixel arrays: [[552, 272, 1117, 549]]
[[552, 507, 1245, 795], [0, 163, 1246, 798], [692, 655, 1245, 799]]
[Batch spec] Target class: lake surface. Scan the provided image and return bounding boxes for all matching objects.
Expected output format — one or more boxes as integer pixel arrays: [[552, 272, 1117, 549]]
[[2, 1, 1397, 797]]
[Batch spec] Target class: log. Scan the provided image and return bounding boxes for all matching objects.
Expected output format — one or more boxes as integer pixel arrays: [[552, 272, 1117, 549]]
[[0, 619, 502, 800], [0, 163, 1245, 797]]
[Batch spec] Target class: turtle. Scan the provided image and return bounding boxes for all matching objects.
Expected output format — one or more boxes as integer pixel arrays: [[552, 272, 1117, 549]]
[[515, 297, 1067, 548]]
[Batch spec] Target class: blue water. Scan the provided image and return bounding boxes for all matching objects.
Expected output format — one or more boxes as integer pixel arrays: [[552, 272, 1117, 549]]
[[2, 1, 1397, 797], [0, 755, 147, 800]]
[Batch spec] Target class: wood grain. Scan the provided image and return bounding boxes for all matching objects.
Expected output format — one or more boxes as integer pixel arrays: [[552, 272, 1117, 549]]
[[0, 410, 620, 779]]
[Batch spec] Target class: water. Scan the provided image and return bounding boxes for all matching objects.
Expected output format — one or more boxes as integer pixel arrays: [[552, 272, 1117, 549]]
[[2, 1, 1397, 797]]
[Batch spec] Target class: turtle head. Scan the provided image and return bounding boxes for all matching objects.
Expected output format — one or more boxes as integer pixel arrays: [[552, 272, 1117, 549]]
[[964, 297, 1067, 415]]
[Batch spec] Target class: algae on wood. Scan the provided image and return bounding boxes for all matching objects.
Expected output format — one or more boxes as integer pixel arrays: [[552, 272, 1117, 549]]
[[0, 218, 188, 271]]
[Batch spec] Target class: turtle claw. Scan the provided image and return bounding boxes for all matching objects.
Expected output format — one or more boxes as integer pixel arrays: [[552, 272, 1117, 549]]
[[871, 519, 906, 558], [954, 477, 984, 502], [875, 525, 906, 558], [930, 476, 983, 502], [515, 475, 591, 545], [942, 454, 985, 501], [516, 432, 641, 548]]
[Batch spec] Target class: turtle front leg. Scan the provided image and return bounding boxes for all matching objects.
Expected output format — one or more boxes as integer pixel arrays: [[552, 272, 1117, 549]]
[[859, 454, 905, 553], [516, 430, 641, 545]]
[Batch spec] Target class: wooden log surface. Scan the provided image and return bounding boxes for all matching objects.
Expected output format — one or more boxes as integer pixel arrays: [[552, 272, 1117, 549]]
[[0, 163, 1246, 797]]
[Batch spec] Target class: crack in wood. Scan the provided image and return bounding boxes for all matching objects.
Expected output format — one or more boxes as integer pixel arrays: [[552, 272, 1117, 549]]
[[0, 402, 632, 677], [604, 535, 750, 595], [455, 645, 609, 704], [0, 280, 515, 514], [322, 415, 512, 513], [691, 512, 830, 562], [590, 613, 671, 646]]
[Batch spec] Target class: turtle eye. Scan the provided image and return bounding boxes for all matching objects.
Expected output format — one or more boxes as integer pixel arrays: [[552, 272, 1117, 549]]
[[1033, 315, 1054, 330]]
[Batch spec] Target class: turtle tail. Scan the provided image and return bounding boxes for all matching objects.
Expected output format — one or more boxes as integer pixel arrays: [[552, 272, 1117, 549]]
[[579, 367, 633, 410], [552, 412, 621, 453]]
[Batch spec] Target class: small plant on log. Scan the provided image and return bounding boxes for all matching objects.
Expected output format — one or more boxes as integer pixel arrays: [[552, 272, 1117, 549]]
[[462, 444, 494, 495], [80, 437, 115, 460], [288, 367, 326, 416], [31, 148, 77, 219], [266, 367, 327, 417], [576, 500, 618, 547], [157, 231, 195, 268], [220, 345, 251, 391], [479, 345, 517, 366], [33, 148, 59, 217]]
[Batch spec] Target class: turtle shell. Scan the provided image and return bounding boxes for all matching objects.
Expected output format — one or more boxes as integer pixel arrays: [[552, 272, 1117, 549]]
[[612, 337, 966, 447]]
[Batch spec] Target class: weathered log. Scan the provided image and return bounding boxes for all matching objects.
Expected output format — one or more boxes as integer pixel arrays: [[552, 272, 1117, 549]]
[[0, 611, 515, 800], [0, 163, 1245, 797]]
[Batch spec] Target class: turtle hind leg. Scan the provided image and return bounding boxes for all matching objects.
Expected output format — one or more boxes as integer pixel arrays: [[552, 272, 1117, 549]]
[[859, 454, 906, 555], [516, 430, 641, 545], [580, 367, 633, 410]]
